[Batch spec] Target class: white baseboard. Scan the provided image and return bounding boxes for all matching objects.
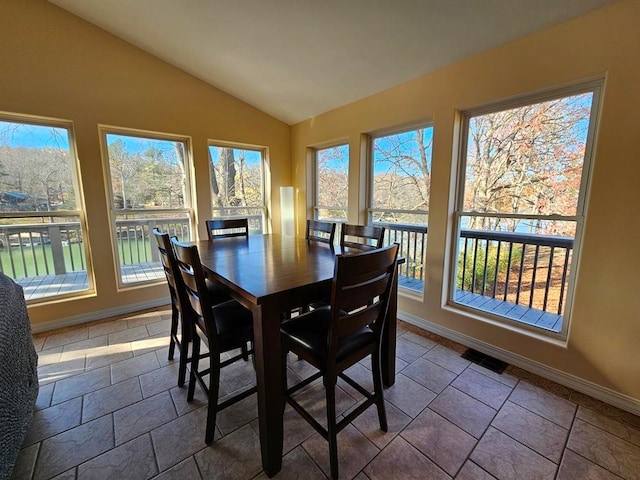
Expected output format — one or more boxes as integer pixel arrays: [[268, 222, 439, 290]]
[[398, 311, 640, 417], [30, 298, 170, 334]]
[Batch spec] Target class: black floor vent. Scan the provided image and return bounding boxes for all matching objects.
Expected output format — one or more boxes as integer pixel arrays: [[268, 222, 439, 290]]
[[461, 348, 508, 374]]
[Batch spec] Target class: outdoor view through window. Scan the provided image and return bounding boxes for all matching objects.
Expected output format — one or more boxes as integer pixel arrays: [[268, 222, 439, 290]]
[[371, 127, 433, 293], [453, 87, 599, 334], [209, 145, 265, 233], [315, 144, 349, 223], [104, 131, 191, 285], [0, 118, 90, 300]]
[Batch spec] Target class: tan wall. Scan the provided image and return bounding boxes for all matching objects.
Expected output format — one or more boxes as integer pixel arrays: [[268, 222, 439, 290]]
[[292, 1, 640, 403], [0, 0, 290, 327]]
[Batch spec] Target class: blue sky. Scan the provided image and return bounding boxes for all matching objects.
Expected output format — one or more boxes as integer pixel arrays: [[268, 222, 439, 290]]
[[0, 121, 70, 150]]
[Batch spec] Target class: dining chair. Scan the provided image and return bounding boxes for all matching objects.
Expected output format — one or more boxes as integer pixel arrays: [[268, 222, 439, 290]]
[[171, 238, 257, 444], [281, 243, 399, 479], [152, 228, 193, 387], [306, 219, 336, 244], [340, 223, 385, 250], [152, 228, 234, 387], [205, 218, 249, 240]]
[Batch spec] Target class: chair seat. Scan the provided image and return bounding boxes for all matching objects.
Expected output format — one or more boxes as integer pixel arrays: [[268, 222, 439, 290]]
[[195, 299, 253, 351], [281, 306, 374, 363]]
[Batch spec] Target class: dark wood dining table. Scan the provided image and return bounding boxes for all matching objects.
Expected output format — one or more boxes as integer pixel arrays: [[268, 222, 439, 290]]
[[192, 234, 400, 477]]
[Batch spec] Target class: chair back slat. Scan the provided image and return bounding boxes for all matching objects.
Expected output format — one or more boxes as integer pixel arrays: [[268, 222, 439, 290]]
[[171, 238, 218, 340], [206, 218, 249, 240], [328, 244, 398, 355], [152, 228, 183, 308], [340, 223, 385, 251], [306, 219, 336, 244]]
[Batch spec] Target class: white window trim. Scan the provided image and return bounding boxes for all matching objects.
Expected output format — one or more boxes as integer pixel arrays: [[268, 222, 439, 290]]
[[99, 125, 195, 290], [207, 140, 269, 234], [447, 80, 604, 340], [0, 111, 94, 302], [311, 142, 349, 222]]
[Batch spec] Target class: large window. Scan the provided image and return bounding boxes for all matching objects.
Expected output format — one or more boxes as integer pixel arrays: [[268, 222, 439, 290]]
[[0, 114, 91, 301], [209, 144, 266, 233], [102, 128, 192, 286], [451, 83, 601, 335], [313, 144, 349, 223], [370, 126, 433, 293]]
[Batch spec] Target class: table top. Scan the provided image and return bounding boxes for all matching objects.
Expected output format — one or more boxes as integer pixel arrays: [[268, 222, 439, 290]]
[[192, 235, 342, 305]]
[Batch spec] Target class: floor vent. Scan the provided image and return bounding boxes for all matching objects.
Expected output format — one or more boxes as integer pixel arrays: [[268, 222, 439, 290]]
[[461, 348, 508, 374]]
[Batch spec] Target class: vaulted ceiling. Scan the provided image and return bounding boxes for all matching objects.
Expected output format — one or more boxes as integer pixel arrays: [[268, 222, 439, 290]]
[[50, 0, 615, 125]]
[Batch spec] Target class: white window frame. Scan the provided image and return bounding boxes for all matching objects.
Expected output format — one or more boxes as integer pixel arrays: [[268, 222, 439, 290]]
[[100, 125, 195, 289], [448, 81, 603, 339], [0, 111, 93, 302], [208, 140, 269, 234], [312, 143, 349, 223], [367, 124, 434, 295]]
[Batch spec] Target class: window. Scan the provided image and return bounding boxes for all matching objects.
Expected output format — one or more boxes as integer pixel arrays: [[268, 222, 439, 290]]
[[451, 83, 601, 335], [370, 126, 433, 293], [102, 128, 193, 286], [313, 144, 349, 223], [209, 144, 266, 233], [0, 114, 91, 301]]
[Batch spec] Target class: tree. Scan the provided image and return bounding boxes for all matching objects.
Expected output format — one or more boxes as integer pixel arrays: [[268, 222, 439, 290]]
[[210, 147, 262, 210], [464, 94, 591, 234], [371, 128, 432, 224]]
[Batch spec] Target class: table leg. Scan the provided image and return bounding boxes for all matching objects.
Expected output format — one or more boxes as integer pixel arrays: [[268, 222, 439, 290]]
[[381, 268, 398, 387], [251, 303, 284, 477]]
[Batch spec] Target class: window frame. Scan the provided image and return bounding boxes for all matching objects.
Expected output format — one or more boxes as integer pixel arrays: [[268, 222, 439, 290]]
[[448, 80, 603, 339], [99, 125, 195, 289], [367, 123, 434, 224], [367, 123, 434, 295], [0, 111, 94, 302], [207, 140, 269, 234], [312, 143, 349, 223]]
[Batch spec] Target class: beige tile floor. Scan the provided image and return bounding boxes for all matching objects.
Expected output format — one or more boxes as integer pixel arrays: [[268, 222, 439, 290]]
[[12, 306, 640, 480]]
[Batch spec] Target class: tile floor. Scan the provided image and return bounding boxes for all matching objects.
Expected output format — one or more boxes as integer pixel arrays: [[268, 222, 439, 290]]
[[11, 306, 640, 480]]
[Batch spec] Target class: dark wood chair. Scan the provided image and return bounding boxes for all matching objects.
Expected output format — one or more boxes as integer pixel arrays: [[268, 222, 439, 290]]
[[205, 218, 249, 240], [306, 219, 336, 244], [340, 223, 385, 250], [281, 243, 399, 479], [152, 228, 194, 388], [171, 237, 256, 444], [152, 228, 233, 387]]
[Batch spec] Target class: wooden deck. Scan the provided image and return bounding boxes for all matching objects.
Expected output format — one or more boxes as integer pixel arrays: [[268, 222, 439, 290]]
[[16, 263, 164, 301], [397, 277, 563, 332], [15, 268, 563, 332]]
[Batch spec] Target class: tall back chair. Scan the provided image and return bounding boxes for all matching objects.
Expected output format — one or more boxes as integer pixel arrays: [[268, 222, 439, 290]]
[[171, 238, 256, 444], [152, 228, 192, 387], [340, 223, 385, 251], [205, 218, 249, 240], [306, 219, 336, 244], [281, 243, 399, 479]]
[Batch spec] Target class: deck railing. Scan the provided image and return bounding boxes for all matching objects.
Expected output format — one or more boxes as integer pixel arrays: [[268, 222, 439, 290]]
[[2, 217, 574, 317], [0, 214, 264, 281], [458, 230, 573, 315], [0, 221, 86, 279], [374, 221, 573, 316]]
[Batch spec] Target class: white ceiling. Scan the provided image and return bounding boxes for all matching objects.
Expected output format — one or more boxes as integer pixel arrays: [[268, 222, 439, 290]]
[[50, 0, 614, 125]]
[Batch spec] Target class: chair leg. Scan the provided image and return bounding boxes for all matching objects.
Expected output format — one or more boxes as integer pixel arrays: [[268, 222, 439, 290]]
[[177, 337, 189, 388], [325, 380, 339, 480], [241, 341, 249, 361], [168, 301, 179, 360], [371, 350, 388, 431], [187, 335, 201, 401], [205, 354, 221, 444]]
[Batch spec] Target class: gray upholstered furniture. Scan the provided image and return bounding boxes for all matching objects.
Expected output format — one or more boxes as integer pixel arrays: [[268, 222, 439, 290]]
[[0, 273, 38, 479]]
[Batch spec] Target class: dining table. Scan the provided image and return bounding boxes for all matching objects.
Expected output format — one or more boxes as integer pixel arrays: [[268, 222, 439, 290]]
[[192, 234, 400, 477]]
